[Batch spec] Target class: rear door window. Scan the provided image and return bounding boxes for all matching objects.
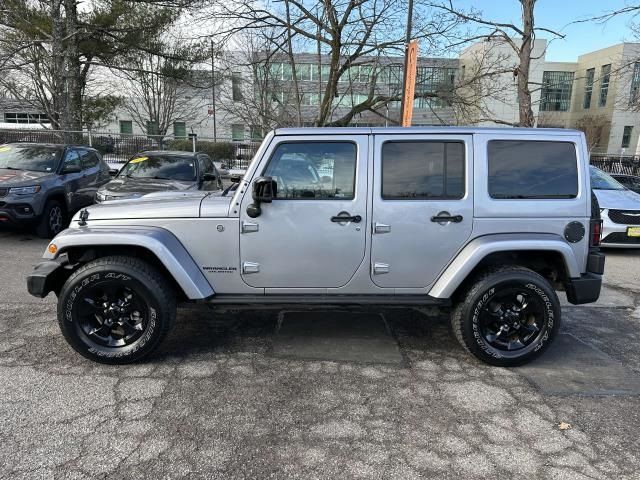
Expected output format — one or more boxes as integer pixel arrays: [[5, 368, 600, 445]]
[[381, 141, 464, 200], [487, 140, 578, 199]]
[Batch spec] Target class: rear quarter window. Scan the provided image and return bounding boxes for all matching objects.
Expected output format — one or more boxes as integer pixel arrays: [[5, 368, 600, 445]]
[[487, 140, 578, 199]]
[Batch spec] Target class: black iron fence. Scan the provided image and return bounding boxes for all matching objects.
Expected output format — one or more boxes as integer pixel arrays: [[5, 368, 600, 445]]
[[590, 155, 640, 176], [0, 128, 260, 169]]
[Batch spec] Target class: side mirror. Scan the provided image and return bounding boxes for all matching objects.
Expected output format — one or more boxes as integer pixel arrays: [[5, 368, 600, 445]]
[[246, 176, 277, 218], [202, 172, 218, 182], [62, 164, 82, 174], [252, 176, 277, 203], [109, 168, 119, 177]]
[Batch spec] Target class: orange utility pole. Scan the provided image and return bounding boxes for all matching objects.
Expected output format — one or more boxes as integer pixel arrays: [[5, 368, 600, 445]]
[[400, 40, 418, 127]]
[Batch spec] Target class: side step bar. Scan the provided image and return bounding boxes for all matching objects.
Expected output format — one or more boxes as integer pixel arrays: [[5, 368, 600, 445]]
[[205, 294, 450, 306]]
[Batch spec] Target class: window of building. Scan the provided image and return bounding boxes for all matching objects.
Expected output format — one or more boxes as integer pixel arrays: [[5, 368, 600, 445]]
[[599, 64, 611, 107], [4, 112, 49, 124], [381, 141, 464, 200], [630, 62, 640, 106], [231, 72, 243, 101], [119, 120, 133, 135], [250, 126, 263, 141], [487, 141, 578, 199], [263, 142, 357, 199], [622, 126, 633, 148], [146, 121, 159, 136], [540, 71, 574, 111], [413, 67, 456, 109], [583, 68, 595, 109], [173, 122, 186, 138], [231, 124, 245, 141]]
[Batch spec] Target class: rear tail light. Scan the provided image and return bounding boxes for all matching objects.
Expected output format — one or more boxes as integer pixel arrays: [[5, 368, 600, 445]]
[[590, 219, 603, 247]]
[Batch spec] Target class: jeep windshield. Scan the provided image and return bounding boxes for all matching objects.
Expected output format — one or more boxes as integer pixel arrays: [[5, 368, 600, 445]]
[[0, 144, 62, 173], [590, 166, 626, 190], [119, 154, 197, 181]]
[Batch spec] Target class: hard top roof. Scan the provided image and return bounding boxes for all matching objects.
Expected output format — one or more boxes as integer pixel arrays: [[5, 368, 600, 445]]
[[274, 126, 583, 136]]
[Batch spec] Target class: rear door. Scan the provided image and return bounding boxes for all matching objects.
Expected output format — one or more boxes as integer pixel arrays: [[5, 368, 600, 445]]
[[371, 134, 473, 288], [60, 148, 84, 211], [78, 148, 101, 205]]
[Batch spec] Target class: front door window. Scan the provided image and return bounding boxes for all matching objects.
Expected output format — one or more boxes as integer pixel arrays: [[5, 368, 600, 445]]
[[263, 142, 357, 199]]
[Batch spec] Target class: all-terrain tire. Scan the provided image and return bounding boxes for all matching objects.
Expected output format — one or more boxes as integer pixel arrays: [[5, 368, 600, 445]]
[[36, 200, 66, 238], [57, 255, 176, 364], [451, 266, 561, 367]]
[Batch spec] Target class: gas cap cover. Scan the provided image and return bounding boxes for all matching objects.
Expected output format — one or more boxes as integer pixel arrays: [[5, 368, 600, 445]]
[[564, 221, 585, 243]]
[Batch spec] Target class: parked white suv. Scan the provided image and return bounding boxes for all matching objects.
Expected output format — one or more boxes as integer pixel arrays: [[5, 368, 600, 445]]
[[27, 127, 605, 366]]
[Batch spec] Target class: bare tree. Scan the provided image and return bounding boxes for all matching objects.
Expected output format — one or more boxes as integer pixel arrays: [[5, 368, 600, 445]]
[[207, 0, 462, 127], [116, 42, 209, 139], [573, 114, 610, 153], [431, 0, 563, 127]]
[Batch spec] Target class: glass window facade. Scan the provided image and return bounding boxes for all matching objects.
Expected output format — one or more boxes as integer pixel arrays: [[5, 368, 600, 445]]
[[630, 62, 640, 106], [4, 112, 49, 124], [173, 122, 186, 138], [540, 71, 574, 111], [599, 64, 611, 107], [231, 124, 245, 141], [414, 67, 456, 109], [622, 126, 633, 148], [583, 68, 595, 109], [119, 120, 133, 134]]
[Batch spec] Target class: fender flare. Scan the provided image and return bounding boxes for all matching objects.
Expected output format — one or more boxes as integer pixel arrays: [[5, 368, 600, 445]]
[[45, 226, 215, 300], [428, 233, 581, 299]]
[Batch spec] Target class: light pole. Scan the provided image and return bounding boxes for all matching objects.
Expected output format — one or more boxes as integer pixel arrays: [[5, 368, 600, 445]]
[[210, 39, 218, 143]]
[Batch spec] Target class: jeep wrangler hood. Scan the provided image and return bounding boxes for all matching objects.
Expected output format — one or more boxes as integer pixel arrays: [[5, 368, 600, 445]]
[[76, 191, 232, 221]]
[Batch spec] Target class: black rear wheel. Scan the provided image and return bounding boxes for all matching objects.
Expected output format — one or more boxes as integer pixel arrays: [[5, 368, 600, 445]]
[[58, 255, 176, 364], [451, 266, 561, 367]]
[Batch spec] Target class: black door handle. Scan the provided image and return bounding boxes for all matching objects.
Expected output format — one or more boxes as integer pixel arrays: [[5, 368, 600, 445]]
[[331, 214, 362, 223], [431, 214, 463, 223]]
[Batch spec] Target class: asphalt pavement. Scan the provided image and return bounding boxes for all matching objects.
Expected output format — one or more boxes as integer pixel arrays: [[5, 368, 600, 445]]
[[1, 229, 640, 479]]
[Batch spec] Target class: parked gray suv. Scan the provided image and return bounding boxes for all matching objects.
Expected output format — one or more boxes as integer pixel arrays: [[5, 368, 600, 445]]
[[0, 143, 111, 237], [27, 127, 605, 366]]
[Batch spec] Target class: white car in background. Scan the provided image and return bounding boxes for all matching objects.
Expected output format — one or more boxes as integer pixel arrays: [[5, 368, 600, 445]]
[[591, 166, 640, 247]]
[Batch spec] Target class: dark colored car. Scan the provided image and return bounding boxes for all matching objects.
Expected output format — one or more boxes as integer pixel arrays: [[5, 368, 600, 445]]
[[96, 151, 223, 202], [610, 173, 640, 194], [0, 143, 111, 237]]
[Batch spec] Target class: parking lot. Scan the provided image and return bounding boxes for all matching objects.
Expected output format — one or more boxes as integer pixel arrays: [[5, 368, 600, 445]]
[[1, 230, 640, 479]]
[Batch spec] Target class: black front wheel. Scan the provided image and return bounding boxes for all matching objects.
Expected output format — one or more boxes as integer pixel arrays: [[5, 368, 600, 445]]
[[451, 266, 561, 367], [36, 200, 66, 238], [58, 256, 176, 364]]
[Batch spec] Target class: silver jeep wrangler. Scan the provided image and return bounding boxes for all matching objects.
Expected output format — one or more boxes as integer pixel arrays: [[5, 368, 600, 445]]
[[27, 127, 605, 366]]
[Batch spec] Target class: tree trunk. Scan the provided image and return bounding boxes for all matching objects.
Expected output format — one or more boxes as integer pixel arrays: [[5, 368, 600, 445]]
[[50, 0, 65, 130], [63, 0, 82, 137], [518, 0, 536, 127]]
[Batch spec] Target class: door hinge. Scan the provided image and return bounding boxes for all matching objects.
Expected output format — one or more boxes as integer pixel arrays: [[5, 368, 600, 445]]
[[373, 262, 390, 274], [241, 221, 259, 233], [374, 222, 391, 234], [242, 262, 260, 274]]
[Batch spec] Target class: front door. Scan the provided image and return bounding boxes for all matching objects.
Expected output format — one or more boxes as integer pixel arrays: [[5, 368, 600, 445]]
[[371, 134, 474, 288], [240, 135, 368, 289]]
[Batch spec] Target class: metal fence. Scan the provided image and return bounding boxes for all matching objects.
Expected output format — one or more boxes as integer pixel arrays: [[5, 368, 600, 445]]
[[0, 128, 260, 170], [590, 155, 640, 176]]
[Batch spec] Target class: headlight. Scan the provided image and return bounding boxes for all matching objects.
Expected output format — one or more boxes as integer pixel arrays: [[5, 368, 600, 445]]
[[9, 185, 41, 195], [96, 191, 106, 201]]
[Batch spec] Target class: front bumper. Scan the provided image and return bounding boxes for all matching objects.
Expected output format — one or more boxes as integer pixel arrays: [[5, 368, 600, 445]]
[[565, 250, 605, 305], [601, 209, 640, 247], [27, 255, 70, 298]]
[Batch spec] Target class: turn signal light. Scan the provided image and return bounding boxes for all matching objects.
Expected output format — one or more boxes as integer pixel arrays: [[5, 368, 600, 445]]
[[48, 244, 58, 254]]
